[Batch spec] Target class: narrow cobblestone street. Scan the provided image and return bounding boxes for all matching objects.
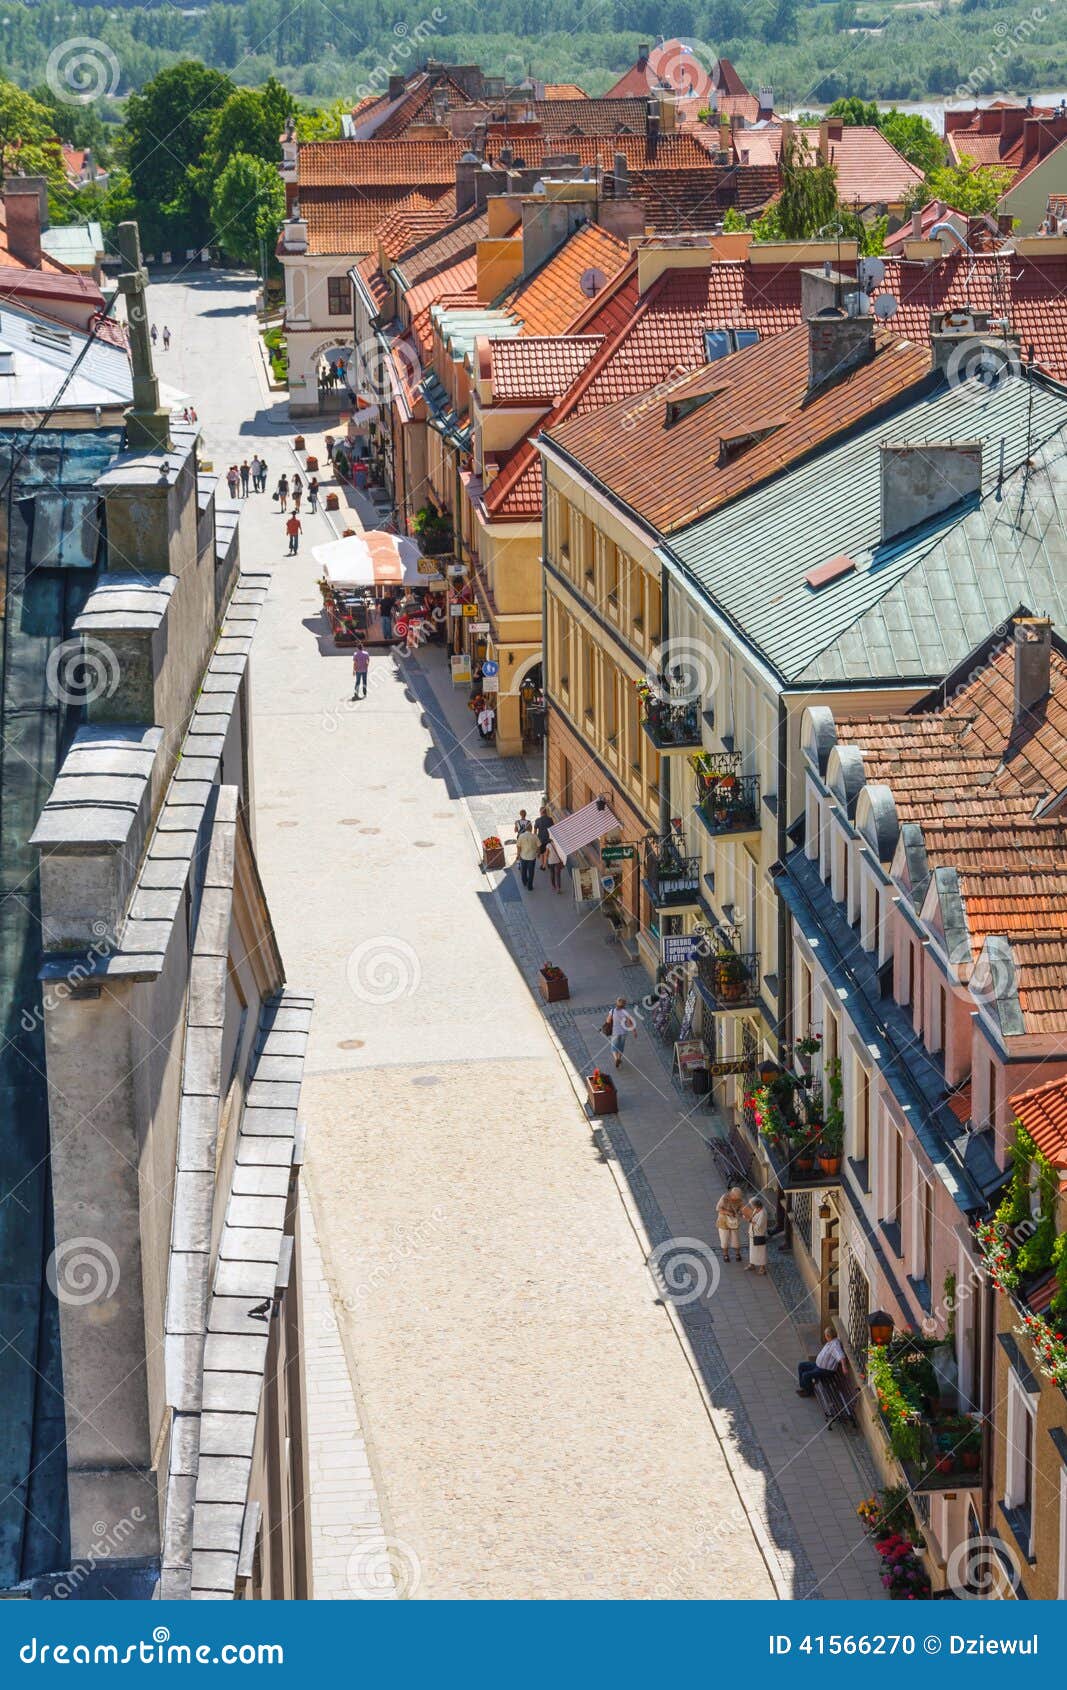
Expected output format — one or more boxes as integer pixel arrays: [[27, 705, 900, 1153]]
[[159, 269, 886, 1602]]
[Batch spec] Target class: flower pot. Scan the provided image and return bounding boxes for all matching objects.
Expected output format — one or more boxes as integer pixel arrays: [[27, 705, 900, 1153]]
[[294, 434, 306, 451], [306, 455, 319, 471], [538, 969, 569, 1003], [586, 1075, 618, 1116], [325, 492, 340, 511], [961, 1450, 981, 1472], [482, 845, 506, 872], [793, 1154, 815, 1176], [818, 1153, 841, 1176]]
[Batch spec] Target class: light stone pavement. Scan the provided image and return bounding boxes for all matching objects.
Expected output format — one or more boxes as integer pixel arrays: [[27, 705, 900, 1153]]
[[158, 269, 883, 1601]]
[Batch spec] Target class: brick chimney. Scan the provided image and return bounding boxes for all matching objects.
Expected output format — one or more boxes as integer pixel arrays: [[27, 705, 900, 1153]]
[[647, 98, 660, 153], [1013, 615, 1052, 721], [388, 73, 405, 101], [880, 442, 982, 543], [807, 305, 874, 390], [637, 43, 649, 68], [4, 177, 48, 268]]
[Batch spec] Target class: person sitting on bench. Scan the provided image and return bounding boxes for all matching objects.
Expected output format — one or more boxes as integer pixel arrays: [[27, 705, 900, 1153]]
[[797, 1327, 845, 1395]]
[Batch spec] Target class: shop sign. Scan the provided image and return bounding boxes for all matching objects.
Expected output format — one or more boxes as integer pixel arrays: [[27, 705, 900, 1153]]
[[661, 934, 701, 967], [601, 844, 635, 863], [417, 558, 440, 575], [707, 1058, 752, 1078], [450, 656, 472, 684], [481, 673, 498, 692], [470, 622, 490, 634], [461, 603, 479, 618]]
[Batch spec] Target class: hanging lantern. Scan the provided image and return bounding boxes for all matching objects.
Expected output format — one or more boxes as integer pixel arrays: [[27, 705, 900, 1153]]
[[869, 1310, 894, 1347]]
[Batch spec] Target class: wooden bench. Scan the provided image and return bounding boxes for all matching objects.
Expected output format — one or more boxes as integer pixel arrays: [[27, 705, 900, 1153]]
[[812, 1365, 859, 1430]]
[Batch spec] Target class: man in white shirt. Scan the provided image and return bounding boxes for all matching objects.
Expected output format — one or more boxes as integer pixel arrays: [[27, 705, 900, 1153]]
[[608, 997, 638, 1069], [797, 1327, 846, 1395]]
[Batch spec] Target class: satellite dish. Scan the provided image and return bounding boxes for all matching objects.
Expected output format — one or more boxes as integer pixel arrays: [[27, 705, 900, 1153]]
[[858, 255, 885, 290], [580, 266, 608, 297], [874, 293, 899, 320]]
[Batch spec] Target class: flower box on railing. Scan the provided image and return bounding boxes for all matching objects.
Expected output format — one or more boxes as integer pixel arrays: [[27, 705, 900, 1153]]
[[695, 773, 761, 837], [697, 949, 761, 1008]]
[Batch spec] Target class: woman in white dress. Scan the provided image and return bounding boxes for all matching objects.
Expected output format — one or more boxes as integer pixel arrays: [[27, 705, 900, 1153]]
[[745, 1196, 768, 1275]]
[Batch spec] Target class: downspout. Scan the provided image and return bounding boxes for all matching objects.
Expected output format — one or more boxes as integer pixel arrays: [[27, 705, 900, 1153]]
[[980, 1272, 995, 1536], [658, 558, 669, 842], [776, 694, 790, 1059], [540, 454, 549, 798]]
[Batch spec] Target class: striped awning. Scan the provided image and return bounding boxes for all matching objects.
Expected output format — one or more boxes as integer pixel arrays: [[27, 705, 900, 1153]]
[[549, 799, 622, 861]]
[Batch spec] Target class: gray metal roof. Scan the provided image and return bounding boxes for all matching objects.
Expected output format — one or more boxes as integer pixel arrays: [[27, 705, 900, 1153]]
[[0, 302, 130, 415], [661, 370, 1067, 686]]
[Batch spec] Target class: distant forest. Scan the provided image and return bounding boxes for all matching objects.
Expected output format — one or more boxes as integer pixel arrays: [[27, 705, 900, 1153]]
[[2, 0, 1067, 109]]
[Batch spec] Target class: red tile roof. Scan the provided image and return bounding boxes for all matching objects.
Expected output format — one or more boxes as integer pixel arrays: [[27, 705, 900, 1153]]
[[300, 185, 455, 254], [0, 205, 70, 275], [487, 335, 604, 402], [543, 84, 587, 100], [354, 252, 390, 315], [534, 97, 651, 136], [497, 223, 631, 336], [298, 130, 738, 187], [1012, 1072, 1067, 1171], [767, 126, 924, 205], [547, 320, 931, 532], [604, 57, 657, 99]]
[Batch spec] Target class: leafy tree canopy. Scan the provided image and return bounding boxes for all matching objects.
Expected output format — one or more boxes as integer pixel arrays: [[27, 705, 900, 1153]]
[[209, 150, 285, 266], [124, 60, 233, 248], [0, 77, 66, 191], [920, 154, 1015, 214]]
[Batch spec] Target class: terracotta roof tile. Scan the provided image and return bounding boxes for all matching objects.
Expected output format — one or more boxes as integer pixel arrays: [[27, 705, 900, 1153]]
[[0, 204, 71, 275], [1013, 1072, 1067, 1167], [534, 97, 651, 136], [487, 335, 604, 401], [543, 84, 587, 100], [768, 126, 924, 204], [395, 209, 489, 287], [354, 252, 390, 315], [497, 223, 630, 336], [300, 185, 454, 254]]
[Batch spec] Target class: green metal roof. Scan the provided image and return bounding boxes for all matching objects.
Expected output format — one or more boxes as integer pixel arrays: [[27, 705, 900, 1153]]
[[659, 371, 1067, 686], [430, 306, 520, 363], [39, 222, 104, 266]]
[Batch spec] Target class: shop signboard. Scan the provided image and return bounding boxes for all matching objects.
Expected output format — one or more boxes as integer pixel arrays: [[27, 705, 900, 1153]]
[[707, 1058, 751, 1077], [450, 655, 471, 685], [470, 623, 490, 634], [601, 844, 635, 864], [461, 603, 478, 618], [481, 673, 498, 692], [449, 604, 463, 618], [661, 934, 701, 967], [417, 558, 440, 575]]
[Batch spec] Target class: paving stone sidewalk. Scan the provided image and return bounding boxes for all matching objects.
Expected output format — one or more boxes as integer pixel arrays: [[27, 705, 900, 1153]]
[[404, 645, 887, 1602]]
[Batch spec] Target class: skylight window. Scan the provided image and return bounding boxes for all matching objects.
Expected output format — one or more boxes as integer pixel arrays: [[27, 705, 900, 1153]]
[[704, 327, 760, 362]]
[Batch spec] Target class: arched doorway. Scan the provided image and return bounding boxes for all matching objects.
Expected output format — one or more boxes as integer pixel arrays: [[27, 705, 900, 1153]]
[[517, 660, 544, 747]]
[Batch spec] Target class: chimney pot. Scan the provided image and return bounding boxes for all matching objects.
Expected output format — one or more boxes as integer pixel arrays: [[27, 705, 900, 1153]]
[[3, 177, 47, 267], [1013, 615, 1053, 720]]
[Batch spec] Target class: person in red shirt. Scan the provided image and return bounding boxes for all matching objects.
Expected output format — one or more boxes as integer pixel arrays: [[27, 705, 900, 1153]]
[[286, 513, 302, 555]]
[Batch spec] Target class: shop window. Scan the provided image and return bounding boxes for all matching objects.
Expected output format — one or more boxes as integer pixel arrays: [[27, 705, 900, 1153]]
[[327, 276, 351, 316]]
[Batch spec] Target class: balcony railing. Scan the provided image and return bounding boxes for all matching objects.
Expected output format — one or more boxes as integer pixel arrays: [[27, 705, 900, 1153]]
[[695, 774, 761, 838], [642, 847, 702, 909], [640, 692, 701, 752], [696, 949, 761, 1009]]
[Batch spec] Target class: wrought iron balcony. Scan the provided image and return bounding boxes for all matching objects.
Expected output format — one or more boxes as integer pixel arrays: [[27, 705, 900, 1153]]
[[695, 773, 761, 838], [639, 689, 701, 752], [642, 846, 702, 910], [696, 948, 761, 1009]]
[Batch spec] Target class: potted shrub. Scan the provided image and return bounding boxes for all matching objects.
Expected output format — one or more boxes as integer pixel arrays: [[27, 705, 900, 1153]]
[[294, 433, 306, 451], [325, 491, 340, 511], [794, 1031, 822, 1073], [716, 951, 748, 1002], [958, 1419, 983, 1472], [306, 454, 319, 471], [538, 963, 570, 1004], [586, 1067, 618, 1116], [818, 1057, 845, 1173], [482, 835, 506, 872]]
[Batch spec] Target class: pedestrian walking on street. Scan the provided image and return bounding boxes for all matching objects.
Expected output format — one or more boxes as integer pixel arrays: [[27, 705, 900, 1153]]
[[476, 701, 495, 740], [292, 472, 303, 501], [514, 808, 532, 837], [534, 804, 553, 869], [716, 1188, 744, 1263], [276, 475, 289, 512], [150, 324, 158, 347], [744, 1196, 769, 1275], [292, 482, 302, 513], [240, 459, 250, 496], [285, 512, 302, 555], [308, 476, 319, 511], [351, 642, 370, 699], [516, 826, 539, 890], [226, 465, 239, 499], [162, 326, 171, 351], [255, 456, 266, 492], [546, 838, 564, 892], [606, 997, 637, 1068]]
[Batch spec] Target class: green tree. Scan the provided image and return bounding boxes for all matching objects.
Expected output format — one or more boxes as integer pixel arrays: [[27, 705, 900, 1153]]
[[209, 151, 285, 268], [922, 154, 1015, 214], [203, 77, 294, 175], [756, 128, 839, 238], [295, 99, 347, 142], [880, 110, 945, 176], [826, 96, 881, 126], [0, 76, 66, 191], [124, 60, 233, 249], [765, 0, 798, 41]]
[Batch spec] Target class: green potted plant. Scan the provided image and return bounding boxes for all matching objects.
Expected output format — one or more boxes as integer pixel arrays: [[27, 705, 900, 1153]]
[[716, 951, 748, 1002], [586, 1067, 618, 1116], [958, 1418, 983, 1473], [538, 962, 570, 1004], [818, 1057, 845, 1174]]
